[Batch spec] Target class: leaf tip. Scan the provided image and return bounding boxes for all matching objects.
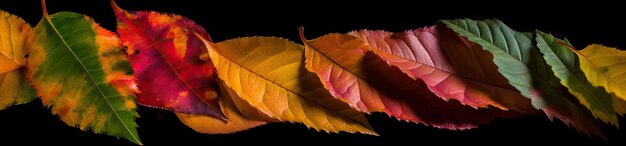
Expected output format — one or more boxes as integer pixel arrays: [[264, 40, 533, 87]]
[[110, 0, 123, 14]]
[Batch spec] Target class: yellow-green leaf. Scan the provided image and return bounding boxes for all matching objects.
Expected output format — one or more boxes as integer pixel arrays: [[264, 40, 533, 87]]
[[197, 35, 376, 135], [578, 44, 626, 104], [26, 3, 141, 144], [535, 31, 618, 126], [0, 10, 36, 110]]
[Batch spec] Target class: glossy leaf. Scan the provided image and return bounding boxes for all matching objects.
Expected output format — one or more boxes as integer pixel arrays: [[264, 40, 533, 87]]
[[198, 35, 376, 134], [578, 44, 626, 104], [349, 26, 530, 111], [26, 3, 141, 144], [112, 1, 224, 119], [0, 10, 36, 110], [536, 32, 618, 126], [443, 19, 604, 136], [177, 81, 274, 134], [301, 30, 521, 130]]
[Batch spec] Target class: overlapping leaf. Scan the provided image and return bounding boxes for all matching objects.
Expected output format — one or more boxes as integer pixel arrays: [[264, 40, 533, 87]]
[[26, 2, 141, 144], [112, 1, 224, 119], [177, 81, 275, 134], [577, 44, 626, 108], [197, 35, 376, 134], [578, 44, 626, 116], [0, 10, 36, 110], [536, 32, 618, 126], [300, 30, 521, 130], [443, 19, 604, 136], [348, 26, 531, 112], [0, 0, 623, 142]]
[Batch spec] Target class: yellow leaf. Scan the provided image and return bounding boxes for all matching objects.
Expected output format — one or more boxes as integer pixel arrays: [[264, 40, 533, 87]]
[[177, 81, 273, 134], [197, 35, 376, 135], [0, 10, 36, 110], [578, 44, 626, 114], [0, 11, 29, 73]]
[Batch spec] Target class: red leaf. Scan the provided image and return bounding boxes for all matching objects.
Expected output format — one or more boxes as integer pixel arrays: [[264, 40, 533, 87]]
[[112, 1, 224, 118]]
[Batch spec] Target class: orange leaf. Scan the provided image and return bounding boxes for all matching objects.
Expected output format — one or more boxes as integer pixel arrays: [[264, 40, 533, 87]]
[[177, 81, 275, 134]]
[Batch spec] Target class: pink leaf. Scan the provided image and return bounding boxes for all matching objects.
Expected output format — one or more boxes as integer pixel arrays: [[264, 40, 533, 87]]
[[349, 25, 534, 113]]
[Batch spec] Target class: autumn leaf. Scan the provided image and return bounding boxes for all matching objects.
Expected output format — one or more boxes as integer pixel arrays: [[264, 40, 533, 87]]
[[196, 35, 376, 134], [348, 26, 531, 112], [177, 81, 276, 134], [300, 29, 521, 130], [577, 44, 626, 113], [0, 10, 36, 110], [535, 31, 618, 126], [578, 44, 626, 116], [112, 0, 224, 119], [26, 1, 141, 144], [443, 19, 604, 136]]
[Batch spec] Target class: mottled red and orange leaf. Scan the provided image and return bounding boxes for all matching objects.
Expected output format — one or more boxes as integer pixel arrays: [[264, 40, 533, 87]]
[[112, 0, 224, 119]]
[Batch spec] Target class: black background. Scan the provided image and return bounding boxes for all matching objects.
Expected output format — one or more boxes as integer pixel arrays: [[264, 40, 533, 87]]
[[1, 0, 625, 145]]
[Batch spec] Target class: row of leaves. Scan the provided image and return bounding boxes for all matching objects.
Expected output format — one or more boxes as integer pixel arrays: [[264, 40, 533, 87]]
[[1, 0, 625, 144]]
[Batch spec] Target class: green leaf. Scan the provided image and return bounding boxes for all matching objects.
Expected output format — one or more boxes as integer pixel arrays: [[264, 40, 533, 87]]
[[535, 31, 617, 126], [26, 4, 141, 145], [442, 19, 605, 136]]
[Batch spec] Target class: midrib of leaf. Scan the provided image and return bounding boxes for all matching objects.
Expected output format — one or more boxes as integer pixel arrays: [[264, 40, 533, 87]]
[[43, 13, 140, 144], [204, 36, 369, 128], [5, 17, 17, 64], [0, 17, 20, 69]]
